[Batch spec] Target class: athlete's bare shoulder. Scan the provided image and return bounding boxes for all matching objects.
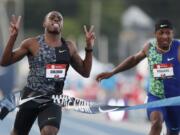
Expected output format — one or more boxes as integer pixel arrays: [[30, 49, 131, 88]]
[[20, 37, 37, 47], [20, 36, 40, 56], [142, 41, 151, 56]]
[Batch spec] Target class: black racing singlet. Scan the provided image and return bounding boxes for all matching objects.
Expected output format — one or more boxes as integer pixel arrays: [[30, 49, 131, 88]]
[[25, 35, 71, 95]]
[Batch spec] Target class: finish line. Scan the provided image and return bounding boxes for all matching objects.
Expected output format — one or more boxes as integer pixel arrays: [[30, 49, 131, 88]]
[[0, 92, 180, 120]]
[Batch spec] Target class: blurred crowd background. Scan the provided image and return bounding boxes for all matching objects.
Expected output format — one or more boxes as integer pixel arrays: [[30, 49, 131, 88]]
[[0, 0, 180, 122]]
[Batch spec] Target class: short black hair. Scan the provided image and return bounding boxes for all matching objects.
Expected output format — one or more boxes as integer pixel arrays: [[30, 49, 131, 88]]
[[155, 19, 173, 31]]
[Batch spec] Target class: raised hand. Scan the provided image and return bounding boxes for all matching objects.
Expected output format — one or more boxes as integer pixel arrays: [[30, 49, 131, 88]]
[[83, 25, 95, 49], [9, 15, 21, 37]]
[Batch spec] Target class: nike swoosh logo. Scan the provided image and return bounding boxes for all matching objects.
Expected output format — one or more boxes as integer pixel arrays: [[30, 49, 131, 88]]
[[48, 117, 56, 120], [167, 58, 174, 61], [59, 50, 66, 53], [98, 106, 119, 113], [160, 24, 167, 28], [19, 95, 43, 105], [171, 127, 179, 130]]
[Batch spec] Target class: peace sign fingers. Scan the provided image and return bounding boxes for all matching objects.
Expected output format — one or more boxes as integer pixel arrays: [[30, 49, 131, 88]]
[[83, 25, 95, 48], [83, 25, 94, 35], [9, 15, 21, 36]]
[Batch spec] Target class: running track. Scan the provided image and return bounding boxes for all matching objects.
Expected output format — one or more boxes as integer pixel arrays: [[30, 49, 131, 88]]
[[0, 110, 146, 135]]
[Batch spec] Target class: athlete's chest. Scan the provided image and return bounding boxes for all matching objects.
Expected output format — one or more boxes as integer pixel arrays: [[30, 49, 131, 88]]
[[148, 44, 178, 79], [35, 42, 70, 62]]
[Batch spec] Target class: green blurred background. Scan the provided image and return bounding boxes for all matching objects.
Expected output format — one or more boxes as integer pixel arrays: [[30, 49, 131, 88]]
[[2, 0, 180, 64], [1, 0, 180, 103]]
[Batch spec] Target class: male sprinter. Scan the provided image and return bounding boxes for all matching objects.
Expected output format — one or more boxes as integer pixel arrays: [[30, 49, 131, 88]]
[[96, 19, 180, 135], [0, 11, 95, 135]]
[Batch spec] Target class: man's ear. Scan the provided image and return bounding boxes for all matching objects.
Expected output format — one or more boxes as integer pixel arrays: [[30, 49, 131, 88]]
[[61, 22, 63, 29], [43, 21, 46, 28]]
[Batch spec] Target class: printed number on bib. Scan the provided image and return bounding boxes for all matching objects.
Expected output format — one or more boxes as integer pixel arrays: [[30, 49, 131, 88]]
[[153, 63, 174, 79], [46, 64, 66, 79]]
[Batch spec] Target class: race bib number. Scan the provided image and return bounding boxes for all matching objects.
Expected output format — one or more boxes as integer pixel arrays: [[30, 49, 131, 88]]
[[46, 64, 66, 79], [153, 63, 174, 78]]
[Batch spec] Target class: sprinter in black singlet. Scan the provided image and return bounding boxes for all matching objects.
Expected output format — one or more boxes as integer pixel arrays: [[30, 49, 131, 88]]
[[0, 11, 95, 135]]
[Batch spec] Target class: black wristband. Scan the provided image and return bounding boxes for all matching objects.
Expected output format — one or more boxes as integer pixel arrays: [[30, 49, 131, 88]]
[[85, 47, 93, 52]]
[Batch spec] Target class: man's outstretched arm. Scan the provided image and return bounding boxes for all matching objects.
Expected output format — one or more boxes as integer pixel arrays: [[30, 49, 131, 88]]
[[96, 44, 149, 81]]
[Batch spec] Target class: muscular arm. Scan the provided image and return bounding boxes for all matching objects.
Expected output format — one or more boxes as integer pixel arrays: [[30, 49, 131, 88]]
[[96, 44, 149, 81], [0, 36, 30, 66], [68, 41, 92, 78], [0, 15, 30, 66], [112, 48, 147, 75]]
